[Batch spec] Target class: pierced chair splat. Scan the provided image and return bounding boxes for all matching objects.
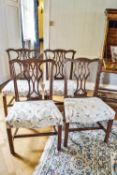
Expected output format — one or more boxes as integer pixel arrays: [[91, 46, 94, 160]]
[[63, 58, 115, 147], [44, 49, 76, 97], [5, 58, 63, 155]]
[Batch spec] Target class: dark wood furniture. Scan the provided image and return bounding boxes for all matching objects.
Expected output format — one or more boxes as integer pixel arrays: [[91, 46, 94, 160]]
[[63, 58, 115, 147], [5, 58, 62, 155], [102, 8, 117, 69], [98, 66, 117, 103], [7, 48, 41, 67], [3, 49, 42, 115], [7, 48, 41, 78], [98, 9, 117, 102]]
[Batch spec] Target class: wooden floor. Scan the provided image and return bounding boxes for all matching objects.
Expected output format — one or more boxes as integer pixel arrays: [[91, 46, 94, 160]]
[[0, 93, 117, 175]]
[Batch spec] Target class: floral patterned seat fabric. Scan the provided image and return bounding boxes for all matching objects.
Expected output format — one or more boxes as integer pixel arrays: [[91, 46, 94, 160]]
[[2, 80, 29, 97], [2, 80, 95, 97], [64, 97, 115, 124], [44, 80, 75, 96], [2, 80, 76, 96], [6, 100, 63, 128]]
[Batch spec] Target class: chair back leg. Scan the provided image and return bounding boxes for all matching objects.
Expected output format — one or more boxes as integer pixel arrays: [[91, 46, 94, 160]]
[[57, 125, 62, 151], [104, 120, 113, 143], [64, 123, 69, 147]]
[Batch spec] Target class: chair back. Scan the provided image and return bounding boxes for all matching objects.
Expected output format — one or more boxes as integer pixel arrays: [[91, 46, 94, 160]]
[[10, 59, 55, 101], [64, 58, 102, 98], [7, 48, 41, 61], [6, 48, 42, 77], [44, 49, 76, 80]]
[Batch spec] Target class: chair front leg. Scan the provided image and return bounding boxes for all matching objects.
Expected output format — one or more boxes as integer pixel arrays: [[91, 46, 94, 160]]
[[64, 123, 69, 147], [7, 128, 15, 155], [3, 95, 8, 116], [57, 125, 62, 151], [104, 120, 113, 143]]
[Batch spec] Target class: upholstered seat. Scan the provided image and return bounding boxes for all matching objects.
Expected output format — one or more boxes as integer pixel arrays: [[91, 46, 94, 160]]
[[2, 80, 29, 96], [64, 97, 115, 124], [2, 80, 44, 97], [2, 80, 95, 97], [45, 80, 95, 96], [6, 100, 63, 128], [2, 80, 75, 97], [2, 80, 68, 97], [45, 80, 75, 96]]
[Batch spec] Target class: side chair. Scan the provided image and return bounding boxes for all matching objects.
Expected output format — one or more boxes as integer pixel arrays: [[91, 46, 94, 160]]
[[63, 58, 115, 147], [5, 58, 63, 155], [2, 48, 42, 116], [44, 49, 76, 96]]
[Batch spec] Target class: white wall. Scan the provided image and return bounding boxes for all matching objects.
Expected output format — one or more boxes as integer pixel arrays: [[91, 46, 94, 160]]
[[44, 0, 117, 58], [44, 0, 50, 49], [44, 0, 117, 85], [0, 0, 21, 84]]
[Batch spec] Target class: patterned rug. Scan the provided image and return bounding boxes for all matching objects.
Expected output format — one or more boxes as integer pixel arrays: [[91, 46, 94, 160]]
[[33, 121, 117, 175]]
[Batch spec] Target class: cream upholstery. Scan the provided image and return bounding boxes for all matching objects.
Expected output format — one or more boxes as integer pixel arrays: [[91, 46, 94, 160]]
[[64, 97, 115, 124], [2, 80, 95, 97], [6, 100, 63, 128], [2, 80, 29, 97]]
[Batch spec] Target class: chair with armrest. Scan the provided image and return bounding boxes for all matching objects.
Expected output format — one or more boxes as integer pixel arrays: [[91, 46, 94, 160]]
[[63, 58, 115, 147], [5, 58, 63, 155], [2, 48, 42, 115]]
